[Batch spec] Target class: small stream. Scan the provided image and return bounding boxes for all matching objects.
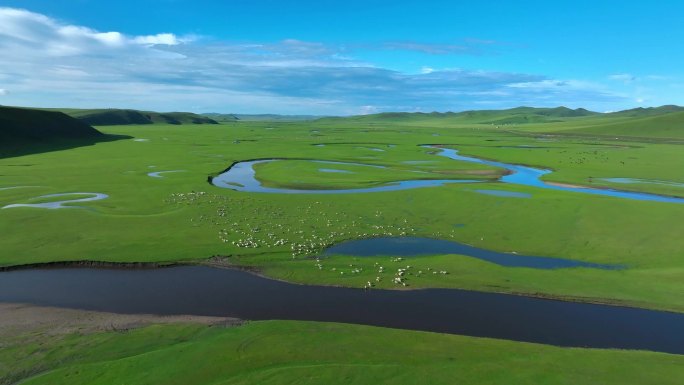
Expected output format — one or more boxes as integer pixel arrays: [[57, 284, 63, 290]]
[[2, 193, 109, 209]]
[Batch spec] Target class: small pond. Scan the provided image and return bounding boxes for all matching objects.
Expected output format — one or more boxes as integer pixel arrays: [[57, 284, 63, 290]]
[[148, 170, 186, 178], [323, 237, 617, 269]]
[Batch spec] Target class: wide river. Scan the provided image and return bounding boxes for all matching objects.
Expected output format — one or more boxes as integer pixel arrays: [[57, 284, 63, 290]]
[[1, 266, 683, 354]]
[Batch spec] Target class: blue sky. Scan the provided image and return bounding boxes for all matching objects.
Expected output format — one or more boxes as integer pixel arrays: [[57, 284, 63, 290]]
[[0, 0, 682, 114]]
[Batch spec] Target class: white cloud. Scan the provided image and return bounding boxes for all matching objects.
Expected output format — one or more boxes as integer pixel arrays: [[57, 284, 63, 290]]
[[0, 7, 183, 57], [0, 7, 629, 114], [133, 33, 181, 46], [0, 88, 8, 95]]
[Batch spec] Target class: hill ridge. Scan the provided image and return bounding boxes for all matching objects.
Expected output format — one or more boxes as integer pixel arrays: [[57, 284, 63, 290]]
[[41, 108, 220, 126]]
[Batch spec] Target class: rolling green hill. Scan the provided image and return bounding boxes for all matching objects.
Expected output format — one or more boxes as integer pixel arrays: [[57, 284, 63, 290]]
[[605, 105, 684, 118], [317, 105, 684, 140], [557, 110, 684, 139], [0, 106, 129, 158], [44, 108, 219, 126], [0, 106, 103, 142], [320, 106, 599, 125]]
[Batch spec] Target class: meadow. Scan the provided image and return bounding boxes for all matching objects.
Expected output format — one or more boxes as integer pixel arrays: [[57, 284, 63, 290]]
[[1, 114, 684, 383], [1, 119, 683, 309], [4, 320, 684, 385]]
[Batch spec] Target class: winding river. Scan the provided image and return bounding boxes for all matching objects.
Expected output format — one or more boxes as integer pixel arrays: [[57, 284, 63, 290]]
[[211, 159, 478, 194], [2, 192, 109, 209], [0, 266, 682, 354], [211, 146, 684, 203], [429, 146, 684, 203]]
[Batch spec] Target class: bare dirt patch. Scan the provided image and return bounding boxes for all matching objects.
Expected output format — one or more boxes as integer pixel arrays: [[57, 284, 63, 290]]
[[0, 302, 241, 336]]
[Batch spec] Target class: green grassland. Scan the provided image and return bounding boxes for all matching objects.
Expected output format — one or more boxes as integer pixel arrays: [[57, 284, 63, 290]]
[[1, 117, 683, 312], [4, 321, 683, 385], [554, 111, 684, 139], [2, 108, 684, 384]]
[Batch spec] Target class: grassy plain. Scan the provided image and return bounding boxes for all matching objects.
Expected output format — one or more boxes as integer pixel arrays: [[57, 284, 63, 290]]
[[1, 119, 684, 312], [4, 320, 684, 385], [2, 114, 684, 384]]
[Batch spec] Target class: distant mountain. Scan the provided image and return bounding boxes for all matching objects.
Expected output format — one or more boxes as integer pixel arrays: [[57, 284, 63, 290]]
[[0, 106, 103, 142], [235, 114, 325, 121], [202, 113, 325, 122], [316, 105, 684, 139], [201, 113, 240, 122], [320, 106, 600, 125], [44, 108, 220, 125], [508, 106, 599, 118], [605, 105, 684, 118]]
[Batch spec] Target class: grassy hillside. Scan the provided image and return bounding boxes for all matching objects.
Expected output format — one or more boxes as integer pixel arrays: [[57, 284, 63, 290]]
[[606, 105, 684, 118], [314, 105, 684, 141], [457, 106, 598, 124], [556, 111, 684, 139], [8, 321, 684, 385], [0, 106, 103, 141], [45, 108, 219, 126], [0, 106, 131, 158]]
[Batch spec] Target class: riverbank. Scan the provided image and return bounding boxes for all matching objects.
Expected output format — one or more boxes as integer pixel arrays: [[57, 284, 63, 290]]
[[4, 316, 683, 385], [0, 303, 241, 335]]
